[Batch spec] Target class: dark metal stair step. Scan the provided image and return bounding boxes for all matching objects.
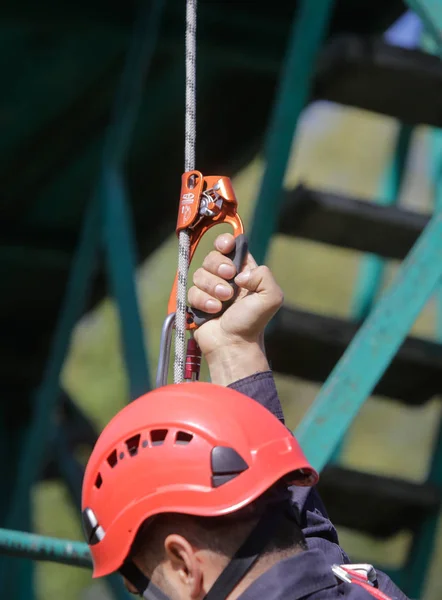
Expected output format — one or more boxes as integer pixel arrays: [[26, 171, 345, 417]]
[[266, 307, 442, 405], [317, 465, 441, 538], [314, 36, 442, 127], [278, 185, 428, 260]]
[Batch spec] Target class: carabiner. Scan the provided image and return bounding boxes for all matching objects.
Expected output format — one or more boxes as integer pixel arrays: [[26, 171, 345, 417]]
[[156, 314, 202, 388], [156, 170, 247, 387]]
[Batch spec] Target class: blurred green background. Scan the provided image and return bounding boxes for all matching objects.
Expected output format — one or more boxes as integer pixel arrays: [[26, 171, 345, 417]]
[[32, 102, 442, 599]]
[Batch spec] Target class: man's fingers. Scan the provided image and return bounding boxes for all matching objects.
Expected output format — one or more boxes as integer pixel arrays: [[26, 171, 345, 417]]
[[193, 267, 234, 301], [201, 250, 236, 280], [214, 233, 236, 254], [188, 286, 222, 313], [213, 233, 258, 276], [235, 265, 284, 311]]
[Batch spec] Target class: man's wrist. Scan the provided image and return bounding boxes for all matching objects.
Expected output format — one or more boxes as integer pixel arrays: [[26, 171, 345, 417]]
[[206, 341, 269, 387]]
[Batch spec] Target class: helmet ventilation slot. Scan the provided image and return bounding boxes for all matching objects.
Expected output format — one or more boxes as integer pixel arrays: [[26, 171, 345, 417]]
[[126, 434, 141, 456], [107, 450, 118, 468], [175, 431, 193, 445], [150, 429, 168, 445]]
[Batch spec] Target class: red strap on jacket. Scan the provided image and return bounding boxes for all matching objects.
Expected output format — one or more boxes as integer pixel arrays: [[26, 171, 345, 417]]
[[333, 565, 393, 600]]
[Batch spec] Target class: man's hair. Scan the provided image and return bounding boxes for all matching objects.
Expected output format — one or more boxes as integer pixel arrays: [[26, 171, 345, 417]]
[[129, 483, 306, 569]]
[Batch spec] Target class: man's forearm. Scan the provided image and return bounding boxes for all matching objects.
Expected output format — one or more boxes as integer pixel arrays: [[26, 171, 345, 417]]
[[206, 340, 269, 387], [206, 341, 285, 424]]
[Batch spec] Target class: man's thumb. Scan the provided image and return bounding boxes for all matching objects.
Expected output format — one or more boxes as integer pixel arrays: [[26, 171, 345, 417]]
[[235, 266, 284, 311], [235, 268, 252, 286]]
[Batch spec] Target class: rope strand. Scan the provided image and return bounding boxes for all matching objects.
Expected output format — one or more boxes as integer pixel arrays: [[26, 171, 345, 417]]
[[174, 0, 197, 383], [184, 0, 197, 172]]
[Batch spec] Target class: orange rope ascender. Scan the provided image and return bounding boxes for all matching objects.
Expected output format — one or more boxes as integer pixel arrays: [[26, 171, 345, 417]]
[[155, 0, 247, 388], [156, 169, 248, 387]]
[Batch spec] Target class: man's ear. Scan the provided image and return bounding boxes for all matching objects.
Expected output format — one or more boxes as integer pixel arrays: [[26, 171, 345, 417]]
[[164, 534, 203, 599]]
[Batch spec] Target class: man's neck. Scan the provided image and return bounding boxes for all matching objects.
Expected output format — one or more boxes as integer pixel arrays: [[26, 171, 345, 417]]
[[225, 544, 305, 600]]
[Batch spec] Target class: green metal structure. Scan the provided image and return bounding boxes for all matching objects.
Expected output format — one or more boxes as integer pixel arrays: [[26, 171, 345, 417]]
[[1, 0, 442, 599], [249, 1, 442, 597]]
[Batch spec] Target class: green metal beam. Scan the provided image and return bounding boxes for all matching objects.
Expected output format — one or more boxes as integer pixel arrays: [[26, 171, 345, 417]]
[[98, 0, 167, 399], [406, 0, 442, 49], [0, 529, 92, 569], [295, 210, 442, 472], [330, 125, 414, 465], [249, 0, 335, 265], [102, 169, 150, 399], [350, 125, 414, 321]]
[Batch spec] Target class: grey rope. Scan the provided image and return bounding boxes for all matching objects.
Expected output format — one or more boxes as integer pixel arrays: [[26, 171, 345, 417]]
[[174, 0, 197, 383], [184, 0, 197, 173]]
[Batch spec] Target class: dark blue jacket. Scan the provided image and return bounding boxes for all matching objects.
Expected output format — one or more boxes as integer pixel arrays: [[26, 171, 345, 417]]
[[229, 372, 409, 600]]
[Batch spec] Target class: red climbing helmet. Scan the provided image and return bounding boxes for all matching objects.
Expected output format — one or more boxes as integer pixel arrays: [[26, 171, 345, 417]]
[[82, 382, 318, 578]]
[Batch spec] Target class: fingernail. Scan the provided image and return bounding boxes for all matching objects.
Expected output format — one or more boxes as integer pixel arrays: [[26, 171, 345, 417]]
[[205, 299, 221, 311], [235, 269, 250, 284], [215, 284, 232, 300], [215, 235, 229, 250], [218, 263, 235, 278]]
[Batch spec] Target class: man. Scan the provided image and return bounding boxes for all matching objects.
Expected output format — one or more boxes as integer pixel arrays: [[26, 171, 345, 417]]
[[82, 234, 408, 600]]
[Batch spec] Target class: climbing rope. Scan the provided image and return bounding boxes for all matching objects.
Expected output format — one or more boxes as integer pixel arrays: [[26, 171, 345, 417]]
[[156, 0, 244, 388], [174, 0, 197, 383], [184, 0, 197, 172]]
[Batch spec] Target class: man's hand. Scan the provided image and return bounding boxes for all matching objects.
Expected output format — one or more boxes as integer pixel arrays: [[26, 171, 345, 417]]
[[188, 233, 283, 385]]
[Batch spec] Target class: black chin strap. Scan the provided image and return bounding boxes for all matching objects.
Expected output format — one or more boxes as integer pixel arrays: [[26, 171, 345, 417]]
[[203, 504, 285, 600], [121, 503, 289, 600], [119, 561, 170, 600]]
